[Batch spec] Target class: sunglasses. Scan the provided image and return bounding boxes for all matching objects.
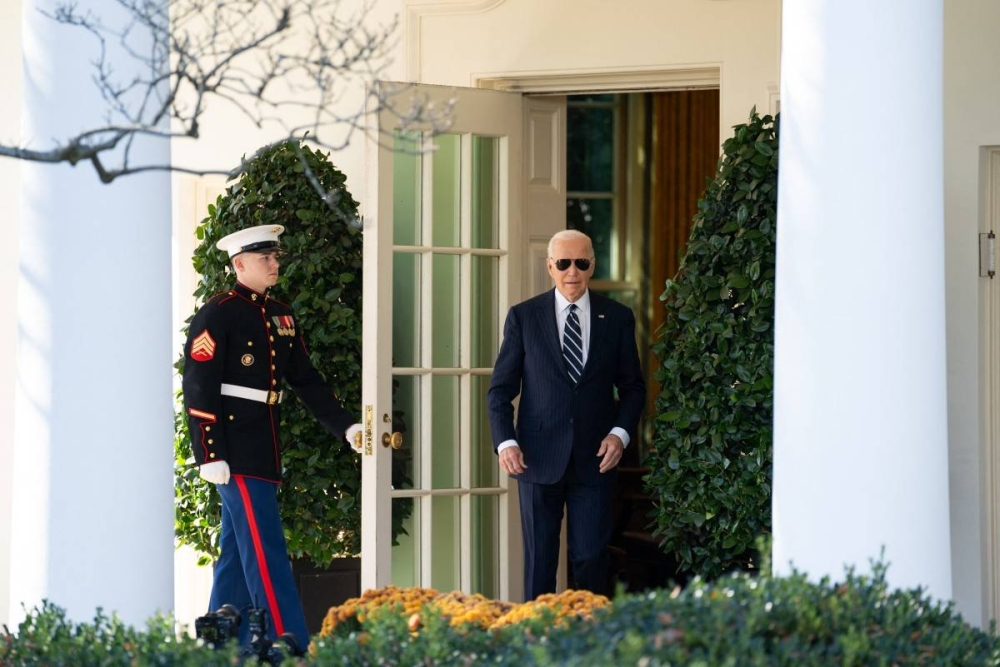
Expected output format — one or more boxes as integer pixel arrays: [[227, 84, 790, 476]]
[[551, 258, 592, 271]]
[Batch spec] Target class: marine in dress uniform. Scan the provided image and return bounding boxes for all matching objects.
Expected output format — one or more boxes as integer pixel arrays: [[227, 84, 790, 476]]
[[182, 224, 361, 652]]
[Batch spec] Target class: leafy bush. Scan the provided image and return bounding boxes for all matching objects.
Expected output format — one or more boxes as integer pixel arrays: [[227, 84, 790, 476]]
[[0, 602, 237, 667], [647, 110, 779, 578], [310, 563, 999, 666], [549, 564, 999, 666], [174, 139, 366, 565], [6, 565, 997, 666]]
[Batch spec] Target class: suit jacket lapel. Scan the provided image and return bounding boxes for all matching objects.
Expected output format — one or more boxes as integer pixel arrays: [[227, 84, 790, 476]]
[[582, 293, 609, 380], [540, 289, 564, 373]]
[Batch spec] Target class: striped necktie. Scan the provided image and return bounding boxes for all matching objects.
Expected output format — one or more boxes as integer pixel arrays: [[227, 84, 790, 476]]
[[563, 303, 584, 384]]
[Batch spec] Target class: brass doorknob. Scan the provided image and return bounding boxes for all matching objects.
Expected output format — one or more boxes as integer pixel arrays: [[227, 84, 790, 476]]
[[382, 431, 404, 450]]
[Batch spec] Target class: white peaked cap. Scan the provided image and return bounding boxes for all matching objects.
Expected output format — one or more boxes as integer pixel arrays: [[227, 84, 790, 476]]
[[216, 224, 285, 258]]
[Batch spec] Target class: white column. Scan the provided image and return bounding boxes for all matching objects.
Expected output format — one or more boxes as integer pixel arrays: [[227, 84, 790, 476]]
[[0, 0, 24, 629], [10, 0, 174, 625], [773, 0, 951, 599]]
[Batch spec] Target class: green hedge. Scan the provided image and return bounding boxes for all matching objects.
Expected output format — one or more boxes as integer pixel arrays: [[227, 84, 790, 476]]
[[0, 602, 239, 666], [647, 109, 779, 579], [5, 564, 997, 666]]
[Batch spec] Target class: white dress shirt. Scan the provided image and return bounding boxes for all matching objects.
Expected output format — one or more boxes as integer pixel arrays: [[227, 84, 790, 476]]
[[497, 289, 631, 454]]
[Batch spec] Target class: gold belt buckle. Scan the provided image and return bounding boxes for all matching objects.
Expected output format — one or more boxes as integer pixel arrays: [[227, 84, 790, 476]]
[[267, 390, 279, 405]]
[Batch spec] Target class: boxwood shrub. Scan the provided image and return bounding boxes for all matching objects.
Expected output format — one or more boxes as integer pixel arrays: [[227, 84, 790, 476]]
[[647, 109, 779, 579], [0, 602, 238, 666], [308, 563, 999, 666], [7, 564, 996, 666]]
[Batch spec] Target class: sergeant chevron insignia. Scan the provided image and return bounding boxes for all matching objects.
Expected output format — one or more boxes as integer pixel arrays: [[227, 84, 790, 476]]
[[191, 330, 217, 361]]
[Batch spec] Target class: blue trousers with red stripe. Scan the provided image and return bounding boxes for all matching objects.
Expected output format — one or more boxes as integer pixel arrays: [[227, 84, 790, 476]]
[[209, 476, 309, 650]]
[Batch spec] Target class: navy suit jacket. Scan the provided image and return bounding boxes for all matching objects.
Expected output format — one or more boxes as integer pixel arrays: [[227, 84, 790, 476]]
[[487, 289, 646, 485]]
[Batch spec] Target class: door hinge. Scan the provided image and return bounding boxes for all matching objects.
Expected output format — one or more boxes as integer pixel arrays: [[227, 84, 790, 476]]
[[981, 231, 996, 279]]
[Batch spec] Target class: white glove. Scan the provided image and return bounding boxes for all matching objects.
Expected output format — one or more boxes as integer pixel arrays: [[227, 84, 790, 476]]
[[346, 423, 363, 453], [200, 460, 231, 485]]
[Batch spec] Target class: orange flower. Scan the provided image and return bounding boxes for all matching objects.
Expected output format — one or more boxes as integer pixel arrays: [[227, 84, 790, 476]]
[[319, 586, 609, 638]]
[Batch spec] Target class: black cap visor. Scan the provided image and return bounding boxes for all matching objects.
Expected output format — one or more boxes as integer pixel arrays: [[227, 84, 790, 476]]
[[230, 240, 284, 258]]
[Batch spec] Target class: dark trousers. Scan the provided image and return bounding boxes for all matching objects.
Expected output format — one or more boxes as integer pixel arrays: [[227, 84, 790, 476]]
[[517, 457, 614, 599], [209, 476, 309, 651]]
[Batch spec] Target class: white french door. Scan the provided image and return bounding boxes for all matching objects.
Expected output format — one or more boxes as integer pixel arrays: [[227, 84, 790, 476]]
[[360, 82, 524, 599]]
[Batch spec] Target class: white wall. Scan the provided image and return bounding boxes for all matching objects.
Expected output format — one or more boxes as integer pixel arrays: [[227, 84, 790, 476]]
[[944, 0, 1000, 627], [168, 1, 406, 212], [410, 0, 780, 145], [0, 0, 23, 630]]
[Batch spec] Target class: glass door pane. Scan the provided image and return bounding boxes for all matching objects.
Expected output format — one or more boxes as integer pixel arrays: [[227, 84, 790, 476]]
[[431, 496, 461, 590], [472, 137, 499, 249], [392, 497, 419, 588], [393, 132, 422, 246], [431, 375, 460, 489], [471, 495, 499, 597], [432, 134, 462, 247], [392, 253, 421, 367]]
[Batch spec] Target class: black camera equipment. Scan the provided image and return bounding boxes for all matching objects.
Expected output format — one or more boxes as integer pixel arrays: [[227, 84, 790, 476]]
[[195, 604, 303, 664], [243, 606, 303, 664], [194, 604, 242, 648]]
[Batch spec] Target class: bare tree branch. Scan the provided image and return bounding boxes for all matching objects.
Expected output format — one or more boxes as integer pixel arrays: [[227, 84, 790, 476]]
[[3, 0, 456, 205]]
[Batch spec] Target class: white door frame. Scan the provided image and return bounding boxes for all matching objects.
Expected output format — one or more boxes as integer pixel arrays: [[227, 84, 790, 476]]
[[473, 65, 721, 94], [979, 146, 1000, 626], [361, 81, 524, 598]]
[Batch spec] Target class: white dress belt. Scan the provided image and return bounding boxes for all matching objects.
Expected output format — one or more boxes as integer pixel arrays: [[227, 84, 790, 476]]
[[220, 383, 284, 405]]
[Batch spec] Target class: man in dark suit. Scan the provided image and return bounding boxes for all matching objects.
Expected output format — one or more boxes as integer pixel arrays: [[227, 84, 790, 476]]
[[488, 229, 646, 599]]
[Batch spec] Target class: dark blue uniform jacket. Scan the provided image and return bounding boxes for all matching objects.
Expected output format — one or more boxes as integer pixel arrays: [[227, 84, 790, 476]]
[[182, 281, 353, 482]]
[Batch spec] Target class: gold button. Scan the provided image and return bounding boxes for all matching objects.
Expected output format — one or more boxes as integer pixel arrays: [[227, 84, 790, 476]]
[[229, 415, 235, 421], [209, 453, 216, 459], [205, 426, 211, 432], [266, 322, 271, 328], [251, 294, 257, 301], [272, 379, 277, 386], [270, 336, 275, 342], [208, 439, 214, 444], [271, 350, 276, 357], [261, 308, 265, 313], [248, 341, 253, 347], [271, 364, 276, 370]]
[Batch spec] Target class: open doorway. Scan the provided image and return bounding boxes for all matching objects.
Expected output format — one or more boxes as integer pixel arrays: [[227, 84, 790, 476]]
[[562, 89, 720, 590]]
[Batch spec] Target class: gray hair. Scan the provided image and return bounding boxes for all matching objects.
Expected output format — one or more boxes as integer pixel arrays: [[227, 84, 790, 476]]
[[547, 229, 594, 258]]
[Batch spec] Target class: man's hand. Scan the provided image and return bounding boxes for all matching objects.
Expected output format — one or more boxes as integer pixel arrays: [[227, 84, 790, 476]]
[[597, 434, 624, 473], [200, 460, 231, 485], [346, 423, 363, 453], [499, 446, 527, 475]]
